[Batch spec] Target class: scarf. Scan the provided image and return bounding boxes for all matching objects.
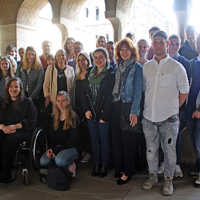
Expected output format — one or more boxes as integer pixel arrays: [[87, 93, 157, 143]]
[[88, 65, 109, 105], [112, 58, 135, 101]]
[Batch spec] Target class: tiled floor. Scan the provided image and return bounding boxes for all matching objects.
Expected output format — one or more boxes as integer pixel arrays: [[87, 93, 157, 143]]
[[0, 165, 199, 200]]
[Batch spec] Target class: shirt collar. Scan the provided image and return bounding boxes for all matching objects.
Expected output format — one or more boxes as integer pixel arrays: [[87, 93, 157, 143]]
[[153, 55, 170, 65]]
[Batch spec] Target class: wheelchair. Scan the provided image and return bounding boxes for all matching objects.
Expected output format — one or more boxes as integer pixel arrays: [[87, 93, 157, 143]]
[[14, 128, 48, 185]]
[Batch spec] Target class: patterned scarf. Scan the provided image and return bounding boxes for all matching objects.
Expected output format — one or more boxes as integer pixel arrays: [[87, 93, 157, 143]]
[[112, 58, 135, 101]]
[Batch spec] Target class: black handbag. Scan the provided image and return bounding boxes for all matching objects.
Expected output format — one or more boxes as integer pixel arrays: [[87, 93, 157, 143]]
[[120, 103, 141, 133]]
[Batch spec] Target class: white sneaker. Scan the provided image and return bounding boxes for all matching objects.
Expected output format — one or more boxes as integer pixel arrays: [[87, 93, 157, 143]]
[[174, 165, 183, 178], [158, 162, 164, 174], [142, 174, 158, 190], [163, 177, 174, 196], [195, 172, 200, 185]]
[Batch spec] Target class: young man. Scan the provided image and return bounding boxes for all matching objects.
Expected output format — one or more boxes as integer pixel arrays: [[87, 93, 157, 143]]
[[106, 41, 117, 72], [142, 31, 189, 196], [187, 34, 200, 186], [162, 34, 191, 178], [146, 26, 160, 60], [179, 25, 198, 60]]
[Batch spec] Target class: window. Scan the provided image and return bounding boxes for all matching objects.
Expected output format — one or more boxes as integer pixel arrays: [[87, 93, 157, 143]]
[[96, 7, 99, 20], [85, 8, 89, 18]]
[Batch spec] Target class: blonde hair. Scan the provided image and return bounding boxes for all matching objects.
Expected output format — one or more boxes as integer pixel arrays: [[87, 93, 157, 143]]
[[0, 57, 14, 79], [53, 91, 77, 130], [76, 53, 90, 79], [22, 46, 41, 71]]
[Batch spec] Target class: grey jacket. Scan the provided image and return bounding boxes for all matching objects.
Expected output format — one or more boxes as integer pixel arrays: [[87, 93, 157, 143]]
[[16, 66, 44, 100]]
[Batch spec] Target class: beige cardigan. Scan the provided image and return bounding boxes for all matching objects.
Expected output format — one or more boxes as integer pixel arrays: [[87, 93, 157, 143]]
[[43, 65, 75, 104]]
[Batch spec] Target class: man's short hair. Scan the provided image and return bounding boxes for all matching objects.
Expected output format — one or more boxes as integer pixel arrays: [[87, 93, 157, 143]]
[[107, 41, 114, 45], [153, 31, 168, 40], [149, 26, 160, 33], [169, 34, 180, 41]]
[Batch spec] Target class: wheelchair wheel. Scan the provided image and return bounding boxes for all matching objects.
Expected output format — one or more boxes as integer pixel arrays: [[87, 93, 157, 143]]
[[31, 129, 48, 169], [22, 169, 31, 185]]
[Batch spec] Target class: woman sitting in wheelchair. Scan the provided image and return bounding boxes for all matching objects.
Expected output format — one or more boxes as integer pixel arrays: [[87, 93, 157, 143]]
[[40, 91, 79, 177], [0, 77, 37, 183]]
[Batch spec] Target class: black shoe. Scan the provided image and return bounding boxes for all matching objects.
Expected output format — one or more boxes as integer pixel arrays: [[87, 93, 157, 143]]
[[117, 176, 131, 185], [91, 164, 100, 176], [99, 166, 107, 178]]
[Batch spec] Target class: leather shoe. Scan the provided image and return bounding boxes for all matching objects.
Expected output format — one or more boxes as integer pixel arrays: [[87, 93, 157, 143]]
[[117, 176, 131, 185]]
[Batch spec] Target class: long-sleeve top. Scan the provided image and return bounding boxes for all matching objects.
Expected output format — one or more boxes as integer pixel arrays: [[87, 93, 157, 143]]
[[47, 121, 79, 152], [16, 66, 44, 100], [0, 97, 37, 135]]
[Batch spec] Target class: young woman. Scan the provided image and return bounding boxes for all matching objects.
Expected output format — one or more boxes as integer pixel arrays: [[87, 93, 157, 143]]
[[43, 49, 75, 107], [82, 48, 114, 177], [112, 38, 143, 184], [0, 57, 14, 100], [16, 46, 44, 106], [71, 52, 91, 163], [0, 78, 37, 182], [64, 37, 76, 72], [40, 91, 79, 177]]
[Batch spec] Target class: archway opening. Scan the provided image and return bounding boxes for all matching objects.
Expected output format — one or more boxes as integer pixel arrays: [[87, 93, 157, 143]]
[[127, 0, 177, 43], [17, 1, 62, 55]]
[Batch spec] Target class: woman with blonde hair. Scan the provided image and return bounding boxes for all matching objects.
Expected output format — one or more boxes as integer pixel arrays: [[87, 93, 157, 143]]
[[112, 38, 143, 184], [40, 91, 79, 177], [43, 49, 74, 108], [0, 57, 14, 100], [16, 46, 44, 105]]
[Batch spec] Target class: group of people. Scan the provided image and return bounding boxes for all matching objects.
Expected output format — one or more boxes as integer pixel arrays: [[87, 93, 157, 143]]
[[0, 25, 200, 196]]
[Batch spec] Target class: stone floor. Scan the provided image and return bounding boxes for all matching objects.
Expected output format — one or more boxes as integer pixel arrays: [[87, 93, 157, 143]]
[[0, 165, 200, 200]]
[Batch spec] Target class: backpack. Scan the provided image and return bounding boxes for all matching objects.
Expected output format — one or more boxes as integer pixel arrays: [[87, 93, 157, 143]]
[[47, 163, 72, 191]]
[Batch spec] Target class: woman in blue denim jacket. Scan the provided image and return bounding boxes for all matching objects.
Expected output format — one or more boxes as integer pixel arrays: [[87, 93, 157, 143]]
[[112, 38, 143, 185]]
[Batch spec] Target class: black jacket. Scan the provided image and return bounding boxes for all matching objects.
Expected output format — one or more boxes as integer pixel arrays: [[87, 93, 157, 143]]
[[82, 69, 115, 122]]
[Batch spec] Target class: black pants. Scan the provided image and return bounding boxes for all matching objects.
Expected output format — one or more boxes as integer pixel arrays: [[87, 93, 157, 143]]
[[111, 101, 138, 177], [0, 131, 30, 178]]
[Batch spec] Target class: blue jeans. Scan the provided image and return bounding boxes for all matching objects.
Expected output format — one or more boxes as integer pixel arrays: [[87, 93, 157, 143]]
[[142, 115, 179, 178], [87, 120, 109, 166], [40, 147, 78, 167]]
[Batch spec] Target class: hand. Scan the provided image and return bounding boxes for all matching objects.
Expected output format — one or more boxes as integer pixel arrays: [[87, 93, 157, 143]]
[[129, 114, 138, 127], [45, 96, 50, 108], [46, 149, 55, 158], [192, 110, 200, 119], [85, 111, 92, 119], [99, 119, 105, 123], [2, 125, 16, 134]]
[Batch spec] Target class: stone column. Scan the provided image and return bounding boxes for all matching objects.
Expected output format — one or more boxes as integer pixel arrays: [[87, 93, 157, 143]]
[[174, 0, 191, 45]]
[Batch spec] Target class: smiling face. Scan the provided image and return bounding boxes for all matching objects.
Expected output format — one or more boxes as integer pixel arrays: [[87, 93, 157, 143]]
[[119, 44, 132, 61], [55, 50, 66, 67], [8, 80, 21, 100], [0, 59, 10, 72], [168, 37, 180, 57], [77, 55, 89, 71], [138, 40, 148, 57], [26, 50, 36, 65], [93, 50, 107, 68]]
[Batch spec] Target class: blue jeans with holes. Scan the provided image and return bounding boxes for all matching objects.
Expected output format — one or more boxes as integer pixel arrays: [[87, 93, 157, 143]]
[[87, 119, 109, 166], [142, 115, 179, 178], [40, 147, 78, 167]]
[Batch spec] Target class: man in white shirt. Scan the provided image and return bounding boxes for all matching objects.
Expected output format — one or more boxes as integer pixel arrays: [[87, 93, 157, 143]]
[[142, 31, 189, 196]]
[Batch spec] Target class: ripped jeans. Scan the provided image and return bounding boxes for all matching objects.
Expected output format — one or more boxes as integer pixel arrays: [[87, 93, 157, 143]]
[[142, 115, 179, 178]]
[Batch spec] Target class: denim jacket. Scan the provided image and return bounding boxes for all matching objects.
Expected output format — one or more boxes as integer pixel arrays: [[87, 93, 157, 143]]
[[120, 62, 143, 115]]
